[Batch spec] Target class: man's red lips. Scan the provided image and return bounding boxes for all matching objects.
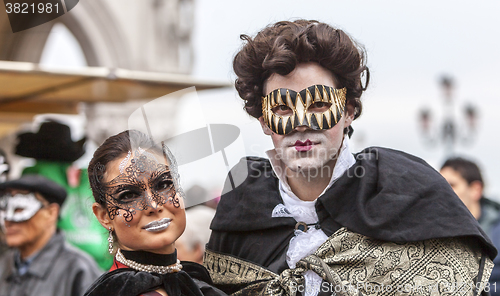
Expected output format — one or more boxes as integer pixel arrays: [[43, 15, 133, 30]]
[[294, 139, 313, 151], [295, 140, 312, 146]]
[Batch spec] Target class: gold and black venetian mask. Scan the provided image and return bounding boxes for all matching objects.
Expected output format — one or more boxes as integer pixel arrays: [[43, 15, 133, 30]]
[[262, 85, 347, 135]]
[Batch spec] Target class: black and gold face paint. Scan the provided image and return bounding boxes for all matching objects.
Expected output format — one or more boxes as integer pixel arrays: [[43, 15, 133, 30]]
[[262, 84, 347, 135], [92, 149, 180, 222]]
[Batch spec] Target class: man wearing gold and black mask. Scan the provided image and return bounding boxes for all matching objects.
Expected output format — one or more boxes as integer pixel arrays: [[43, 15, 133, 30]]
[[205, 20, 496, 296]]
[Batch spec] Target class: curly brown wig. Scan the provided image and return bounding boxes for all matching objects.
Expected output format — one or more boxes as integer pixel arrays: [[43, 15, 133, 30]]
[[233, 20, 369, 120]]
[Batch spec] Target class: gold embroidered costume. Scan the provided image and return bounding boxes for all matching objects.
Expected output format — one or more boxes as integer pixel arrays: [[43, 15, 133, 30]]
[[206, 149, 497, 296], [206, 228, 493, 296]]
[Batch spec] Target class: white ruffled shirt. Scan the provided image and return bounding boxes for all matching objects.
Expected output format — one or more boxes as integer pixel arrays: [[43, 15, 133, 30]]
[[267, 137, 356, 296]]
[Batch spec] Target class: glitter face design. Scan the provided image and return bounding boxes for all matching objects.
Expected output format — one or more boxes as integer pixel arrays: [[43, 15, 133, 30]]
[[0, 192, 43, 224], [92, 149, 180, 223], [262, 84, 347, 135]]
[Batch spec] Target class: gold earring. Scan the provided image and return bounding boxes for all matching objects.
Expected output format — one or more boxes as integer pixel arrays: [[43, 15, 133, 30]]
[[108, 227, 114, 254]]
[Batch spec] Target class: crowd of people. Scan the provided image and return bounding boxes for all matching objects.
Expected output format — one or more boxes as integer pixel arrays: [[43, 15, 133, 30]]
[[0, 19, 499, 296]]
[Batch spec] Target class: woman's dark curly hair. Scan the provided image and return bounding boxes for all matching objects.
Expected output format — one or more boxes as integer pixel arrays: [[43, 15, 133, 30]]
[[233, 19, 369, 120]]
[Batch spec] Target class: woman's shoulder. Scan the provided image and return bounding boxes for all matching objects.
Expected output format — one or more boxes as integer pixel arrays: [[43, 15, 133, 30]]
[[181, 261, 214, 284], [108, 257, 128, 272], [84, 260, 227, 296]]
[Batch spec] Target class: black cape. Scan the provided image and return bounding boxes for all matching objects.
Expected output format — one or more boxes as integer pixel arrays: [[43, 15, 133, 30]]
[[84, 261, 226, 296], [208, 147, 497, 277]]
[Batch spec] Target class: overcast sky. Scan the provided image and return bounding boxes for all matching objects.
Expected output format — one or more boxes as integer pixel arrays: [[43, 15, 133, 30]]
[[189, 0, 500, 198]]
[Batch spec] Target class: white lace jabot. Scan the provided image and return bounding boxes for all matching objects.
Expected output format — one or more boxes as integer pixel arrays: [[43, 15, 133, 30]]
[[268, 137, 355, 296]]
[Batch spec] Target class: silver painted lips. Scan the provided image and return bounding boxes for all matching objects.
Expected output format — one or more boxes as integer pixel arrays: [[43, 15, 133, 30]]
[[143, 218, 172, 232]]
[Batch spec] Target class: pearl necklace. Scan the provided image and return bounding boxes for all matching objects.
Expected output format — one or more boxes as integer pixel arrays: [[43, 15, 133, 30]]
[[116, 249, 182, 274]]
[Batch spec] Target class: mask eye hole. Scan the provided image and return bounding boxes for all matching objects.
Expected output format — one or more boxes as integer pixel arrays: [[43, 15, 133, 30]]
[[156, 180, 173, 191], [14, 207, 24, 213], [308, 102, 332, 113], [272, 105, 293, 116], [116, 190, 142, 203]]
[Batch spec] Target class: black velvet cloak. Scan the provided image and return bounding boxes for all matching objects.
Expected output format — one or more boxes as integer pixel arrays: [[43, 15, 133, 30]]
[[84, 261, 226, 296], [208, 147, 497, 277]]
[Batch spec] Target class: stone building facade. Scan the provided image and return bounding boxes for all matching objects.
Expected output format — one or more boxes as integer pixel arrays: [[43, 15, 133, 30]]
[[0, 0, 194, 73]]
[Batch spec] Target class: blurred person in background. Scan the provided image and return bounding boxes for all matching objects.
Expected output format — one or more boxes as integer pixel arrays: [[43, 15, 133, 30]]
[[15, 120, 113, 269], [0, 149, 10, 255], [176, 205, 216, 264], [440, 157, 500, 234], [0, 149, 9, 182], [0, 175, 101, 296], [185, 184, 219, 210], [441, 157, 500, 295]]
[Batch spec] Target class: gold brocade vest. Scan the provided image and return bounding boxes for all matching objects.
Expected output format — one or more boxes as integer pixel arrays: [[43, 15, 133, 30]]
[[204, 228, 493, 296]]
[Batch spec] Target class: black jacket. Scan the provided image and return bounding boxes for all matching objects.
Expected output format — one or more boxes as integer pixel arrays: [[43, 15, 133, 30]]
[[0, 231, 102, 296], [208, 147, 496, 276]]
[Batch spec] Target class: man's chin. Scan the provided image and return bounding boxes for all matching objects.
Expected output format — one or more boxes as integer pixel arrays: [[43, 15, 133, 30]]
[[5, 238, 23, 248], [284, 162, 331, 177]]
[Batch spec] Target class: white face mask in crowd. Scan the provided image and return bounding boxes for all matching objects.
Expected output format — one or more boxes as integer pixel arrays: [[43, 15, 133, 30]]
[[0, 192, 43, 229]]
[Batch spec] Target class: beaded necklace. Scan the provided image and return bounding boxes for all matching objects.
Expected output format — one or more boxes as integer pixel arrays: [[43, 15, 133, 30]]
[[116, 249, 182, 274]]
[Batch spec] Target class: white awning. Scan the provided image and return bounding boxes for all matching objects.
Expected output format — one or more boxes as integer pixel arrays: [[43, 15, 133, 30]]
[[0, 61, 231, 136]]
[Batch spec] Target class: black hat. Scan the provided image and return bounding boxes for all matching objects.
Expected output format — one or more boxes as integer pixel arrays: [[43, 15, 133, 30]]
[[0, 175, 67, 206], [15, 121, 86, 162]]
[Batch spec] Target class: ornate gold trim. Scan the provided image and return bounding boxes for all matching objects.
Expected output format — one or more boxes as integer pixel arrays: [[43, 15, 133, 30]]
[[206, 228, 494, 296], [204, 249, 277, 287]]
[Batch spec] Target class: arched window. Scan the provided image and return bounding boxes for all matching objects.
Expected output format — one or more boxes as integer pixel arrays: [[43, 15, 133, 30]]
[[39, 23, 87, 68]]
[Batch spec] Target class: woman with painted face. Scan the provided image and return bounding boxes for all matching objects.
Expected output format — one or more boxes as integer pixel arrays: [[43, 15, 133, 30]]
[[84, 130, 225, 296]]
